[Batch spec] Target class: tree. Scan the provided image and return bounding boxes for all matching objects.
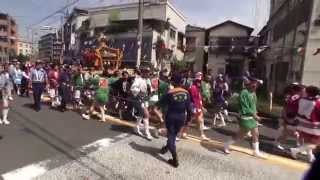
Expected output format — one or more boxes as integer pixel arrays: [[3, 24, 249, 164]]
[[16, 54, 29, 62]]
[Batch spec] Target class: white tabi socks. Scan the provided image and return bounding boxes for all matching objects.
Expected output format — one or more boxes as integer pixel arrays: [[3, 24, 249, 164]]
[[252, 142, 267, 159], [143, 118, 153, 140], [291, 144, 315, 162], [2, 108, 10, 125]]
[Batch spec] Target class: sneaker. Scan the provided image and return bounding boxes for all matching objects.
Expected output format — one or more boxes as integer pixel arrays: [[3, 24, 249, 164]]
[[92, 111, 98, 116], [181, 133, 188, 139], [203, 126, 210, 130], [3, 119, 10, 125], [290, 148, 299, 159], [277, 144, 285, 151], [8, 97, 13, 101], [146, 134, 153, 141], [253, 151, 268, 159], [168, 159, 179, 168], [246, 132, 252, 137], [217, 123, 226, 127], [224, 143, 231, 154], [0, 120, 3, 125], [160, 146, 168, 154], [135, 128, 143, 136], [154, 130, 160, 139], [201, 135, 209, 141], [275, 142, 285, 151], [308, 153, 315, 163], [82, 114, 90, 120], [176, 137, 180, 142]]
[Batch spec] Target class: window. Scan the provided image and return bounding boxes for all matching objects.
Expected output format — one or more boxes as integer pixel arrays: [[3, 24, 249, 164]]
[[177, 32, 184, 50], [0, 25, 7, 32], [169, 29, 176, 40], [0, 36, 8, 42], [186, 37, 196, 52]]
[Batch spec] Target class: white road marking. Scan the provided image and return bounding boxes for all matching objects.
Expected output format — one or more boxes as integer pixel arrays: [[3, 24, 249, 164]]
[[1, 133, 128, 180], [2, 162, 49, 180]]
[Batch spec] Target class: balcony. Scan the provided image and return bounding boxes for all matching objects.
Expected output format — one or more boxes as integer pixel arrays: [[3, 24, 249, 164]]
[[209, 36, 252, 54]]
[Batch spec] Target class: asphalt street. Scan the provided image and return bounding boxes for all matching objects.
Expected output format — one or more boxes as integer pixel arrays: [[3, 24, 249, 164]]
[[0, 96, 124, 175], [34, 136, 303, 180], [0, 96, 308, 180]]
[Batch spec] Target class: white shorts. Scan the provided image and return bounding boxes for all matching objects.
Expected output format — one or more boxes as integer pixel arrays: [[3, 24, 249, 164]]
[[1, 90, 9, 107], [49, 89, 56, 98], [74, 90, 81, 99]]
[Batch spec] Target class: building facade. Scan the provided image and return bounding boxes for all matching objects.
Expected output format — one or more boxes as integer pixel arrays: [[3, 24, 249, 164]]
[[184, 25, 206, 72], [0, 13, 18, 62], [17, 39, 32, 56], [207, 21, 254, 77], [185, 21, 255, 77], [259, 0, 317, 94], [64, 0, 187, 68], [38, 33, 63, 63]]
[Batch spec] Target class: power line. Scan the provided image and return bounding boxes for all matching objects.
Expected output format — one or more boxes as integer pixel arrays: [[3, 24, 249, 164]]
[[27, 0, 80, 29]]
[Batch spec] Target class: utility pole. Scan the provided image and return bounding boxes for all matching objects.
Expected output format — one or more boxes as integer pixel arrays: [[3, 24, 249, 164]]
[[136, 0, 144, 68], [60, 15, 65, 65]]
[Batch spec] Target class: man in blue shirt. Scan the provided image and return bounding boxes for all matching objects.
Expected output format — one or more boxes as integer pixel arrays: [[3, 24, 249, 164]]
[[157, 73, 192, 167], [30, 61, 47, 111]]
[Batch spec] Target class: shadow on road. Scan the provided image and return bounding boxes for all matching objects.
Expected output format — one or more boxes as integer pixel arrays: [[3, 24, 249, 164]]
[[129, 141, 168, 164], [200, 141, 225, 155], [22, 103, 35, 110], [11, 108, 125, 180]]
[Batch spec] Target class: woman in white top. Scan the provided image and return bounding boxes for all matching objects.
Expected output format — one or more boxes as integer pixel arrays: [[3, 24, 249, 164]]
[[13, 64, 23, 96]]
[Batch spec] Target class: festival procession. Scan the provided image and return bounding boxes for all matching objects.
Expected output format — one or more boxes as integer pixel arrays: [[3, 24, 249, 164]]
[[1, 0, 320, 180]]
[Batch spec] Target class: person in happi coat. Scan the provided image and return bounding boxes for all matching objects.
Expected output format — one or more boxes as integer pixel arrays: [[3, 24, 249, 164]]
[[224, 77, 267, 158]]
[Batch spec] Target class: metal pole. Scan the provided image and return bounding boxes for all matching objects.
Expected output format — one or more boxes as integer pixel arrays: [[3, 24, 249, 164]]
[[136, 0, 144, 68], [60, 15, 65, 65], [31, 29, 34, 61]]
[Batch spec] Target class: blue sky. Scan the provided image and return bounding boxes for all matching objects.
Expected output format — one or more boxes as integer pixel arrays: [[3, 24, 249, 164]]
[[0, 0, 270, 39]]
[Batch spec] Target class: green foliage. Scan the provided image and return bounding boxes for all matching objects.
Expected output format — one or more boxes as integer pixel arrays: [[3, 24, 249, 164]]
[[108, 9, 120, 22], [16, 54, 29, 62], [171, 57, 190, 71]]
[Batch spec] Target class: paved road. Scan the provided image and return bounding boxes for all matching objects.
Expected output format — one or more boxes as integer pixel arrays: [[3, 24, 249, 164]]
[[0, 96, 307, 180], [34, 136, 303, 180], [0, 96, 124, 175]]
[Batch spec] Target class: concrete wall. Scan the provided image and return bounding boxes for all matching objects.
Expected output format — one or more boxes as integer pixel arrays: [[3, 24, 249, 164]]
[[87, 2, 186, 62], [184, 30, 205, 72], [207, 23, 250, 76], [209, 24, 249, 37], [89, 3, 167, 28], [302, 0, 320, 87]]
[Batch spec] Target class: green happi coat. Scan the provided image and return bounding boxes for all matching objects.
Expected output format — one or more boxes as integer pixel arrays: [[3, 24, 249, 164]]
[[238, 89, 258, 131], [158, 80, 169, 100], [73, 74, 85, 90], [201, 81, 211, 104], [86, 75, 110, 105]]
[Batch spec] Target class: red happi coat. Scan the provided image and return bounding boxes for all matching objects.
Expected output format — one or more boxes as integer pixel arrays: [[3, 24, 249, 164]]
[[283, 94, 300, 125], [48, 70, 59, 89], [189, 84, 203, 114], [296, 97, 320, 144]]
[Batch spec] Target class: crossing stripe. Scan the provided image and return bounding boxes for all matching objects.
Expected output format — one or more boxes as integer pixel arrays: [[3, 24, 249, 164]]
[[1, 133, 128, 180]]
